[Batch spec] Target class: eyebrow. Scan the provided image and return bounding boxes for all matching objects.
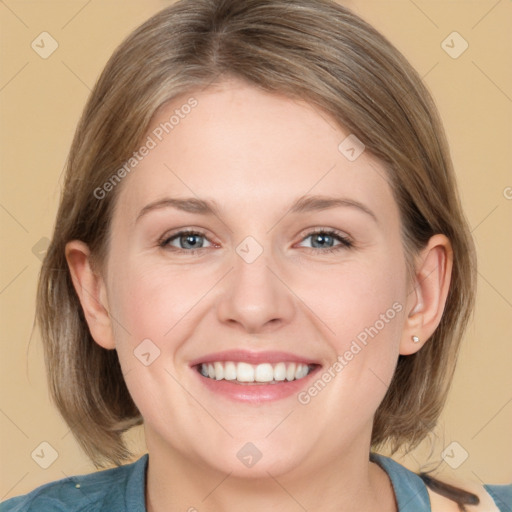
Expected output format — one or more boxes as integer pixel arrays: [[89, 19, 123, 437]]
[[289, 195, 377, 222], [135, 194, 377, 223]]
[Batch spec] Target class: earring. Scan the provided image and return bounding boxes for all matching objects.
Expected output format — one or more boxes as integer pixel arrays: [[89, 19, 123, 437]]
[[412, 335, 420, 343]]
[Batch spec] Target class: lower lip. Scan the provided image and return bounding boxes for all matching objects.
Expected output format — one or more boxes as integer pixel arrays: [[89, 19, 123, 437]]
[[193, 366, 320, 403]]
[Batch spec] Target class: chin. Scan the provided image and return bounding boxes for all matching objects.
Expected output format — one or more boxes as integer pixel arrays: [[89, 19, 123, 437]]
[[197, 431, 316, 480]]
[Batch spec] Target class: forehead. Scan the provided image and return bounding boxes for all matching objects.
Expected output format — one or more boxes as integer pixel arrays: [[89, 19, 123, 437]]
[[113, 79, 398, 227]]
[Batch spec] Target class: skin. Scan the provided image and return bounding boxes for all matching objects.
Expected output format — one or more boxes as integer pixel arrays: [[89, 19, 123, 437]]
[[66, 79, 453, 512]]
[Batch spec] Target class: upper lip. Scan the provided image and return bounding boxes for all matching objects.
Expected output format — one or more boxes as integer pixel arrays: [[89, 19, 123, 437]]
[[189, 350, 320, 367]]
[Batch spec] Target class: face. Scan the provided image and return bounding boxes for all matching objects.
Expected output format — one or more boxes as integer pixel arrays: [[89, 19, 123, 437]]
[[102, 79, 411, 479]]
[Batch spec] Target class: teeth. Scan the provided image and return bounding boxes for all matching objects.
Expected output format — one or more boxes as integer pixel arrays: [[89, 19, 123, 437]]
[[199, 361, 312, 383], [255, 363, 273, 382], [286, 363, 296, 381], [274, 362, 286, 381], [224, 361, 237, 380], [237, 362, 254, 382], [296, 364, 309, 379], [214, 362, 224, 380]]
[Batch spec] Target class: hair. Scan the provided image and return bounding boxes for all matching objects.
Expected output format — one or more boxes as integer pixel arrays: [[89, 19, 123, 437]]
[[37, 0, 476, 487]]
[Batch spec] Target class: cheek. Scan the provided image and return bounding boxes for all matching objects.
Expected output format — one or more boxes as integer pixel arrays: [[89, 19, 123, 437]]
[[109, 261, 209, 337], [106, 258, 220, 380], [294, 252, 407, 406], [105, 261, 211, 422], [298, 254, 406, 348]]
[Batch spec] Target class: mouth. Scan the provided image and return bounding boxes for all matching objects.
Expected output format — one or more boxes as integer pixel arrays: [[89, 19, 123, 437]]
[[190, 350, 321, 403], [197, 361, 316, 384]]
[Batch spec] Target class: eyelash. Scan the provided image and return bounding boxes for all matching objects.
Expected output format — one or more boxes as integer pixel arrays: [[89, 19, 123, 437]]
[[302, 229, 353, 253], [158, 228, 353, 255]]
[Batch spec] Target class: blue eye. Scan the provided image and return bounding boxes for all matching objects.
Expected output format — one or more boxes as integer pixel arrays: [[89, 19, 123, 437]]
[[159, 228, 352, 255], [160, 230, 212, 252], [298, 230, 352, 253]]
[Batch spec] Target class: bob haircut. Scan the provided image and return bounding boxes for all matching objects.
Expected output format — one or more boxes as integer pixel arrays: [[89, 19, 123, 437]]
[[37, 0, 476, 467]]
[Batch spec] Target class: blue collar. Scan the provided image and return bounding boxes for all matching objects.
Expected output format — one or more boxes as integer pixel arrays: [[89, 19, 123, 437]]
[[135, 453, 430, 511], [370, 453, 430, 511]]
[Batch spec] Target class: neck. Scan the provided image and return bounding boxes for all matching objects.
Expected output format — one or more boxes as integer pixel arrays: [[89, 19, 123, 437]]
[[144, 436, 396, 512]]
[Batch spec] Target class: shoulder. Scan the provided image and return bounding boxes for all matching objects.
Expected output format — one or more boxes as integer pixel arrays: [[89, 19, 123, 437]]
[[371, 453, 512, 512], [0, 454, 148, 512]]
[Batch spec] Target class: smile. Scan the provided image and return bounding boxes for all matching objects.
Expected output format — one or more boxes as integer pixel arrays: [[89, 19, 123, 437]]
[[198, 361, 314, 383]]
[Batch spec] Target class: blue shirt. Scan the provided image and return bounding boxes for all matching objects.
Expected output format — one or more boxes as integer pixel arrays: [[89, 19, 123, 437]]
[[1, 453, 510, 511]]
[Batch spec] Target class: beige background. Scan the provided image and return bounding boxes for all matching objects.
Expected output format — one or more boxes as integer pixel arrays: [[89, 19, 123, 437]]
[[1, 0, 511, 500]]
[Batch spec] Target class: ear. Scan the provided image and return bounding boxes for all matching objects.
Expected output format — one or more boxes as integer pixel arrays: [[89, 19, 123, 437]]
[[65, 240, 116, 350], [400, 234, 453, 355]]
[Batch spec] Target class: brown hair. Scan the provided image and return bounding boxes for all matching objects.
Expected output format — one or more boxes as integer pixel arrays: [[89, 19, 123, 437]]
[[37, 0, 476, 472]]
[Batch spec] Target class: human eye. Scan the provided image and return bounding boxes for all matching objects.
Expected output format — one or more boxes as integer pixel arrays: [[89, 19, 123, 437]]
[[297, 228, 353, 254], [158, 229, 215, 254]]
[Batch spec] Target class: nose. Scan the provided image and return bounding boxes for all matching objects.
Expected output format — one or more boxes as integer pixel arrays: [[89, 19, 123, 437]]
[[216, 247, 296, 334]]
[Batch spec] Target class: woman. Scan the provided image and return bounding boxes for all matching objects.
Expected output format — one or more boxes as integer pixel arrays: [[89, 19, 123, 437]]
[[2, 0, 510, 510]]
